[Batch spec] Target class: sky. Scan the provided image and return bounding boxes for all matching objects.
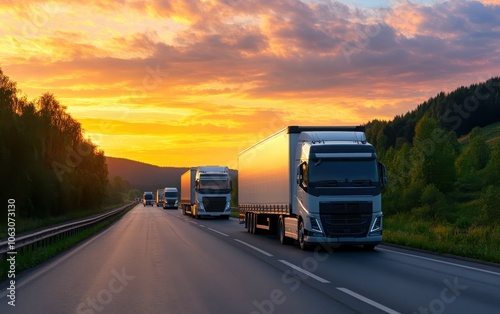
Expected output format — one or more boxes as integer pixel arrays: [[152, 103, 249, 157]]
[[1, 0, 500, 168]]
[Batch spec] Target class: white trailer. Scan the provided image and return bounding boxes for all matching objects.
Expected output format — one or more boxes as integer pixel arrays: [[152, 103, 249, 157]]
[[181, 166, 232, 219], [156, 189, 165, 207], [239, 126, 387, 250]]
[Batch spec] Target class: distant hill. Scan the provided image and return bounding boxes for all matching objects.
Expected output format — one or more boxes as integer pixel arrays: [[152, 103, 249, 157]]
[[365, 76, 500, 150], [106, 156, 237, 192]]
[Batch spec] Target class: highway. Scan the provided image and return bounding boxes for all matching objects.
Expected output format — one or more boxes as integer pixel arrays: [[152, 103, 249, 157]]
[[1, 203, 499, 313]]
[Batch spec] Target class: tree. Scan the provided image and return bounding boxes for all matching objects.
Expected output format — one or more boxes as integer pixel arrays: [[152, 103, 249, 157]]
[[455, 127, 491, 177], [410, 117, 457, 192], [1, 67, 110, 219]]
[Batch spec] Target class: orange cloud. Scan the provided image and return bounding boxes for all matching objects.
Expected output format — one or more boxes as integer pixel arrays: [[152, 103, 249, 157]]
[[1, 0, 500, 167]]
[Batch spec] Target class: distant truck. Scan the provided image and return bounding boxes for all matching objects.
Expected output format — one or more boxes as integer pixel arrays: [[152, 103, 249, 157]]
[[156, 189, 165, 207], [163, 187, 179, 209], [239, 126, 387, 250], [143, 191, 154, 206], [181, 166, 232, 219]]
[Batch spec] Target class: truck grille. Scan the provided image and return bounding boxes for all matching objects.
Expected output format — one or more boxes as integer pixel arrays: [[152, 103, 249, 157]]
[[319, 202, 372, 238], [202, 197, 226, 212]]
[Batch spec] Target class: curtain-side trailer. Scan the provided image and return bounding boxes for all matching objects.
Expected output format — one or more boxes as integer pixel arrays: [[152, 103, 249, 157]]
[[238, 126, 387, 250]]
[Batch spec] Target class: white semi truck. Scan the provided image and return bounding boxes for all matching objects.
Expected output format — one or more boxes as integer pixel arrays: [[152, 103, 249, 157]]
[[163, 187, 179, 209], [239, 126, 387, 250], [143, 191, 154, 206], [181, 166, 232, 219]]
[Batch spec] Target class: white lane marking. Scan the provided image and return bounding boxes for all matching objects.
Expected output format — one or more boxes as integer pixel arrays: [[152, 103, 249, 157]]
[[278, 260, 330, 283], [337, 287, 401, 314], [378, 247, 500, 276], [234, 239, 273, 257], [207, 228, 228, 237]]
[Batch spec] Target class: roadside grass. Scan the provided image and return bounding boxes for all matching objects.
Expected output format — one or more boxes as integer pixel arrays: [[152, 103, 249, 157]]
[[0, 202, 130, 239], [0, 206, 132, 281], [230, 207, 240, 218], [384, 213, 500, 263]]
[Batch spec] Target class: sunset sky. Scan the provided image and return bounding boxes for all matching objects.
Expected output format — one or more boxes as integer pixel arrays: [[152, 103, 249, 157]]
[[1, 0, 500, 168]]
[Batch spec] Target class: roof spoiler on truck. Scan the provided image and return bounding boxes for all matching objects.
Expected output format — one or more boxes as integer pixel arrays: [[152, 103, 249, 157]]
[[287, 126, 365, 134]]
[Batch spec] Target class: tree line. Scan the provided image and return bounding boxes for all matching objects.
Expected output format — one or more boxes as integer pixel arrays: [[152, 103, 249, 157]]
[[365, 77, 500, 227], [0, 68, 111, 221]]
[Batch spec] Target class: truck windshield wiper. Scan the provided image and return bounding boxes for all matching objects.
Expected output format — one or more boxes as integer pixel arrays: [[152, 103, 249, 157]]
[[309, 180, 339, 187], [351, 179, 373, 186]]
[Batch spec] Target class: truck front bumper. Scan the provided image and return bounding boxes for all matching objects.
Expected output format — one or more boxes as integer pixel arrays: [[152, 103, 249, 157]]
[[303, 234, 382, 246]]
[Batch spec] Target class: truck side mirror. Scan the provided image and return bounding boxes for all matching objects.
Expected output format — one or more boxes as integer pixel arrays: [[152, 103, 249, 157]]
[[378, 162, 387, 189], [195, 179, 200, 191], [297, 162, 308, 191]]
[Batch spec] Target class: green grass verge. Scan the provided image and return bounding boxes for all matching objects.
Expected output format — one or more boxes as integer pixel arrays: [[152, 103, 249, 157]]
[[0, 204, 134, 281], [384, 214, 500, 263], [230, 208, 241, 218]]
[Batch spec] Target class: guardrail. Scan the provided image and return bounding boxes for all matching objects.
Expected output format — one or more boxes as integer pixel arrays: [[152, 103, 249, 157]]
[[0, 202, 136, 260]]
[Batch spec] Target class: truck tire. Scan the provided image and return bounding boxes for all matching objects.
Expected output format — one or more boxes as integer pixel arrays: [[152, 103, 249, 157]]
[[298, 221, 311, 251], [246, 213, 251, 233], [252, 213, 259, 234], [249, 213, 255, 233], [279, 216, 293, 245]]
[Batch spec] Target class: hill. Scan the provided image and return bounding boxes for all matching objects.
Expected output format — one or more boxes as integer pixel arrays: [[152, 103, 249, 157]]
[[105, 156, 237, 192], [458, 121, 500, 145], [365, 76, 500, 150]]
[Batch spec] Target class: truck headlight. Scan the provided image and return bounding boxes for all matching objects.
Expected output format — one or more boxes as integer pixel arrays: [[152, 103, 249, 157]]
[[310, 217, 323, 234], [369, 216, 382, 235]]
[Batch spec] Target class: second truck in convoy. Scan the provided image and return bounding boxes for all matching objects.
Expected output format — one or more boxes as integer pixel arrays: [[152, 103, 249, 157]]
[[156, 187, 179, 209], [181, 166, 232, 219], [239, 126, 387, 250]]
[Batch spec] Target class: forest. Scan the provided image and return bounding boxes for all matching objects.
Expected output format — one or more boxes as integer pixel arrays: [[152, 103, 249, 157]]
[[0, 68, 110, 223], [365, 77, 500, 261]]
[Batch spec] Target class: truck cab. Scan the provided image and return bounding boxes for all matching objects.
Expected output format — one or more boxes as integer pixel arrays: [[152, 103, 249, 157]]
[[292, 130, 386, 250]]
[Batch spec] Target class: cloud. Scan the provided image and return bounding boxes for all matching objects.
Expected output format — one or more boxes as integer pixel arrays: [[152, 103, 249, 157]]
[[1, 0, 500, 166]]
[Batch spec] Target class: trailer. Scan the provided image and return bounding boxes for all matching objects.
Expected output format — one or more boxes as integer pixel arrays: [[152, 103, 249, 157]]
[[238, 126, 387, 250], [181, 166, 232, 219], [156, 189, 165, 207]]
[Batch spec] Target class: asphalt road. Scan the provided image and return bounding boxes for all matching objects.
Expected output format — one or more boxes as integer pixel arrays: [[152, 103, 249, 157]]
[[1, 204, 499, 313]]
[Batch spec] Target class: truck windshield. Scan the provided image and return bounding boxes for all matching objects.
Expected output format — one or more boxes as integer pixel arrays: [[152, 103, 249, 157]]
[[145, 194, 153, 200], [199, 175, 231, 194], [165, 192, 178, 198], [309, 159, 378, 186]]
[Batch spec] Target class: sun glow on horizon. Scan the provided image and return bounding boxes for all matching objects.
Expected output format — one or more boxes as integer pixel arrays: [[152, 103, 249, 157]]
[[1, 0, 499, 167]]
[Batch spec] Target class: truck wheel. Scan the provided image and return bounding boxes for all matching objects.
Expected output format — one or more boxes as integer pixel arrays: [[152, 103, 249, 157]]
[[249, 213, 254, 233], [298, 221, 311, 251], [246, 213, 251, 233], [252, 213, 259, 234], [279, 217, 292, 245]]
